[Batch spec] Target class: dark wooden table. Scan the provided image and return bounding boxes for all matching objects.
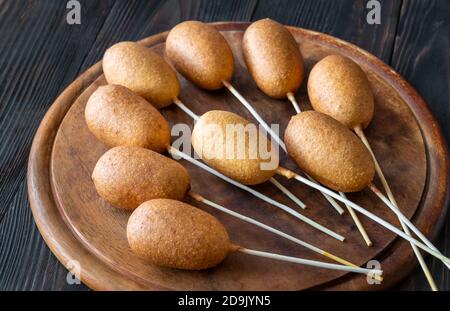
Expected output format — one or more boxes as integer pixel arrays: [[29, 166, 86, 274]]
[[0, 0, 448, 291]]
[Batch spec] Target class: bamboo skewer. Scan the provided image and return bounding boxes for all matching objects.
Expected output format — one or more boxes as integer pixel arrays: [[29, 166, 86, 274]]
[[289, 90, 438, 286], [170, 100, 450, 267], [371, 182, 450, 268], [171, 146, 450, 265], [222, 80, 286, 149], [172, 91, 450, 268], [287, 92, 301, 114], [354, 125, 437, 290], [269, 177, 306, 209], [173, 98, 307, 210], [222, 81, 345, 215], [174, 98, 200, 121], [340, 192, 372, 247], [307, 174, 345, 214], [238, 248, 382, 276], [355, 127, 445, 255], [274, 168, 450, 266], [168, 146, 344, 241], [188, 191, 383, 282], [287, 95, 373, 246]]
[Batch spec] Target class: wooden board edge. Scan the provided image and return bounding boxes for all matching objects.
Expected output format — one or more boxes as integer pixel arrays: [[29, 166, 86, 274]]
[[26, 22, 450, 291]]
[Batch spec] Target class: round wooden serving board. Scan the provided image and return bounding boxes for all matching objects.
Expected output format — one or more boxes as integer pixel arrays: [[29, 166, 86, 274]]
[[27, 22, 449, 290]]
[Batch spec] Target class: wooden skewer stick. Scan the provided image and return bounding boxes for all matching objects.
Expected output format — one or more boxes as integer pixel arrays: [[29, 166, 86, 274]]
[[340, 192, 373, 247], [223, 81, 345, 215], [368, 183, 446, 259], [287, 92, 301, 114], [168, 146, 344, 241], [288, 93, 437, 284], [169, 101, 449, 265], [172, 146, 450, 266], [238, 248, 382, 276], [190, 191, 382, 282], [356, 127, 438, 289], [287, 92, 347, 215], [174, 98, 199, 121], [288, 93, 373, 243], [173, 97, 307, 210], [188, 191, 378, 271], [269, 177, 306, 209], [354, 126, 437, 290], [369, 184, 442, 291], [171, 97, 449, 265], [274, 167, 450, 266], [306, 174, 344, 214], [222, 80, 286, 149]]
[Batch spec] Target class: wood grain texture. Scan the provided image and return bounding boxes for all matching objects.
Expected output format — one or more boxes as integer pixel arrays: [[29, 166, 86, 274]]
[[78, 0, 258, 73], [1, 0, 449, 290], [3, 0, 260, 291], [0, 0, 116, 291], [0, 182, 85, 290], [28, 23, 448, 290], [391, 0, 450, 290], [252, 0, 402, 63], [0, 0, 115, 220]]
